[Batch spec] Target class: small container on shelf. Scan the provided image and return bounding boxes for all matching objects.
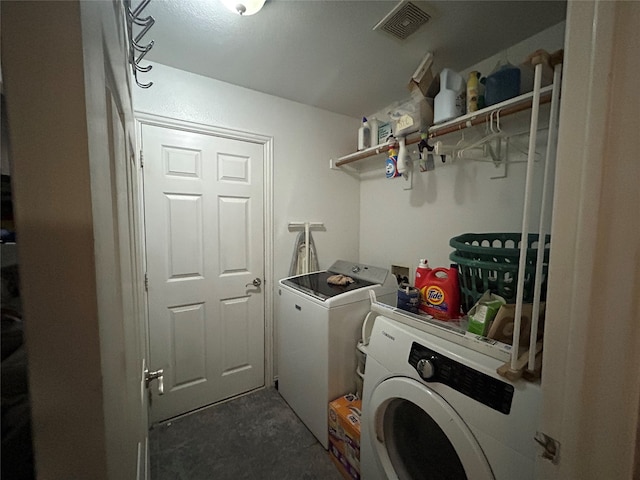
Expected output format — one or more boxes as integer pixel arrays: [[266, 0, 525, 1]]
[[377, 122, 392, 145], [434, 68, 466, 124], [466, 71, 481, 113], [389, 96, 434, 137], [368, 117, 380, 147], [357, 117, 371, 151], [484, 63, 521, 106]]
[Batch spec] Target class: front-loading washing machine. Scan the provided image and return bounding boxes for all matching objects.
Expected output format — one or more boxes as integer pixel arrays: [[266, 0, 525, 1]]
[[361, 314, 541, 480]]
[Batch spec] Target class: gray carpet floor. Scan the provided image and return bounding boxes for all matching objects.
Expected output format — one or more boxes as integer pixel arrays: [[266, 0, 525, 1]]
[[150, 387, 344, 480]]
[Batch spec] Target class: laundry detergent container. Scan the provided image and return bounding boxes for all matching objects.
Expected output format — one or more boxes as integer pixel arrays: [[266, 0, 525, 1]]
[[484, 64, 521, 106], [434, 68, 466, 124]]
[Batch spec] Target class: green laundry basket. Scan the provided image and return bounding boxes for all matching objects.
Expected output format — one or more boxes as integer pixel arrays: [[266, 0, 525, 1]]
[[449, 233, 551, 313]]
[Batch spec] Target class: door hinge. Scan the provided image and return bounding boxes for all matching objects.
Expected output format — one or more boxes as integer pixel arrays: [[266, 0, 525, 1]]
[[144, 273, 149, 291], [535, 431, 560, 464], [140, 149, 144, 168]]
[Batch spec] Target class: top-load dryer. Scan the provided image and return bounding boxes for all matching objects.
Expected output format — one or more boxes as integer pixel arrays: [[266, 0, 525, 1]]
[[277, 260, 397, 449]]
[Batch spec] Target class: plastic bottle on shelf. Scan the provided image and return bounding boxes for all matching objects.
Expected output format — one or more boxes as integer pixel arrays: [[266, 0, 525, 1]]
[[478, 77, 486, 109], [484, 63, 521, 106], [368, 117, 380, 147], [396, 137, 411, 175], [385, 137, 400, 178], [357, 117, 371, 151], [434, 68, 466, 124], [467, 71, 480, 113]]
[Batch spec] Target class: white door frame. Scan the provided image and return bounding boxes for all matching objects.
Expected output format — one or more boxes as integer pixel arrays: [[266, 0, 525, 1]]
[[134, 112, 275, 393], [537, 1, 640, 478]]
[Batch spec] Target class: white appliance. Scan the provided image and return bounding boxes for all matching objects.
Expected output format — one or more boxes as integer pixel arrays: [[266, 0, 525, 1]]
[[361, 314, 541, 480], [277, 260, 397, 449]]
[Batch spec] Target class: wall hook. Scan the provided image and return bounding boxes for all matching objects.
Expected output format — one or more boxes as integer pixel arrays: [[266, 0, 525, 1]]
[[127, 0, 155, 88]]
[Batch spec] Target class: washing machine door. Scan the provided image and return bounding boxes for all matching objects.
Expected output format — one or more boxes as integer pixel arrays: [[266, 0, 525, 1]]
[[367, 376, 494, 480]]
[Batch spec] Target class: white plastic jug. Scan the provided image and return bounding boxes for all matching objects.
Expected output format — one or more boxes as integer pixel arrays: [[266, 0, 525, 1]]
[[434, 68, 466, 124]]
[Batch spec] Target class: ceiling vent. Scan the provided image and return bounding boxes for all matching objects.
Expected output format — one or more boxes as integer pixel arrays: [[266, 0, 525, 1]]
[[373, 1, 431, 40]]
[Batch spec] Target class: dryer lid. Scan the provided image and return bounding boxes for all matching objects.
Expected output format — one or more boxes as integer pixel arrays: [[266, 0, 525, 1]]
[[281, 270, 375, 301], [281, 260, 390, 301]]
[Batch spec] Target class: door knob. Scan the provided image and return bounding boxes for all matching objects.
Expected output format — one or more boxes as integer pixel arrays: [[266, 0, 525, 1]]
[[145, 368, 164, 395], [246, 278, 262, 288]]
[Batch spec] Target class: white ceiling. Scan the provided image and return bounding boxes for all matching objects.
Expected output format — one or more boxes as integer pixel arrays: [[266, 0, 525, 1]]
[[144, 0, 566, 118]]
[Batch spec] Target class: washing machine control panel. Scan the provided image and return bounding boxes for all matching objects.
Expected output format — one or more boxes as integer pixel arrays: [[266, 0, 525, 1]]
[[409, 342, 514, 415]]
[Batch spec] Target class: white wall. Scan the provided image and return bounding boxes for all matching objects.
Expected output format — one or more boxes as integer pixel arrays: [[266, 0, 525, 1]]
[[133, 62, 361, 283], [3, 2, 111, 477], [359, 22, 566, 283]]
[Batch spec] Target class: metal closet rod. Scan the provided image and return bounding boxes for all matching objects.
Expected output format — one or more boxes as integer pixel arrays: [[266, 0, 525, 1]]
[[335, 136, 421, 168], [428, 91, 553, 139], [335, 87, 554, 169]]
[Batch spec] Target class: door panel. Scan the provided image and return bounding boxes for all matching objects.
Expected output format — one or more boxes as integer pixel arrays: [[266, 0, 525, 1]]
[[220, 297, 252, 373], [170, 303, 206, 388], [219, 196, 250, 269], [142, 124, 265, 422], [106, 79, 149, 479], [166, 193, 203, 277]]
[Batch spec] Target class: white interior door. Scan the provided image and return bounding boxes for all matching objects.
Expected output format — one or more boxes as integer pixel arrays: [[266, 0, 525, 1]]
[[142, 123, 265, 422], [106, 90, 149, 479]]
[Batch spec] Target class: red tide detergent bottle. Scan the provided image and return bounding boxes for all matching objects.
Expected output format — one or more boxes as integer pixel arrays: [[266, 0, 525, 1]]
[[418, 264, 461, 321]]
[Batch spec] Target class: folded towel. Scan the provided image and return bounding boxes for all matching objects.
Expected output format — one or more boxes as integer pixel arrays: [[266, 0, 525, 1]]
[[327, 274, 355, 286]]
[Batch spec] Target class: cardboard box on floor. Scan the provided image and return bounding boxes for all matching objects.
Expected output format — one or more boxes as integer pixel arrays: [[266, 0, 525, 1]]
[[328, 394, 362, 480]]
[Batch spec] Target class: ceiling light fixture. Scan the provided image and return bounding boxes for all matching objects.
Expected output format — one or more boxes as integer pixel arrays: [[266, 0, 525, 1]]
[[221, 0, 266, 16]]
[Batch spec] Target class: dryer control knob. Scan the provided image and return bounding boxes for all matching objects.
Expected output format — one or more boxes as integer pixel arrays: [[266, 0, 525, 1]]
[[416, 358, 435, 380]]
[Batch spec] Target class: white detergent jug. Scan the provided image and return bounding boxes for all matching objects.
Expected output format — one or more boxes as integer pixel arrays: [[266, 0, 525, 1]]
[[434, 68, 466, 124]]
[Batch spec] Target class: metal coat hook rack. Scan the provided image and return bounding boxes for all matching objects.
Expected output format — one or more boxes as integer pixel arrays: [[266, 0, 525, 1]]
[[126, 0, 155, 88]]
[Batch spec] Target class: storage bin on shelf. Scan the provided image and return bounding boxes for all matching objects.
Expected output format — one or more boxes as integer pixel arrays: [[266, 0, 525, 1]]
[[449, 233, 550, 313]]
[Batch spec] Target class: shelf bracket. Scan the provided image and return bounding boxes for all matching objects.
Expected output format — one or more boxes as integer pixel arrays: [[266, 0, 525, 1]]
[[489, 159, 508, 180], [490, 137, 508, 179]]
